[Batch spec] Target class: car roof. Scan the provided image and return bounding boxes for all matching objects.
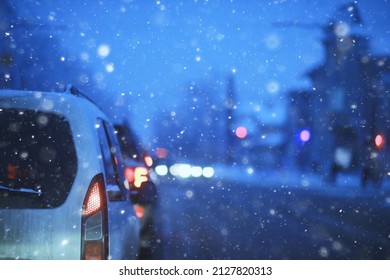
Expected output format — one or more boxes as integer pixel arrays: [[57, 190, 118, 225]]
[[0, 85, 105, 118]]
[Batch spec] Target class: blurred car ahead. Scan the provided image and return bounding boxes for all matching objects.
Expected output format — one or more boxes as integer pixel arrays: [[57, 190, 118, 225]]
[[113, 122, 158, 258], [0, 85, 141, 260]]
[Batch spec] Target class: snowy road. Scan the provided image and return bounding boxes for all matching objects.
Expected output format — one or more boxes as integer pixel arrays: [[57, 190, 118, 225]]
[[149, 170, 390, 260]]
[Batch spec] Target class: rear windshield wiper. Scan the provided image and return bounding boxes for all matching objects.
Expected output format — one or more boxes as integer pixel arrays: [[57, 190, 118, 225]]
[[0, 185, 43, 197]]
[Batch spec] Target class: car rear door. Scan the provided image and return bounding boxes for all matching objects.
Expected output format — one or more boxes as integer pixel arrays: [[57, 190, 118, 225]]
[[96, 119, 140, 259]]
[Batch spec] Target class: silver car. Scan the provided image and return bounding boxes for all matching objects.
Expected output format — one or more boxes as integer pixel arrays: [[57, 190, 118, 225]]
[[0, 85, 140, 259]]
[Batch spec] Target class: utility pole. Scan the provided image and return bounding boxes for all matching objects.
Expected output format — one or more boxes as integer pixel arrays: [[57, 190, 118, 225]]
[[225, 74, 236, 163]]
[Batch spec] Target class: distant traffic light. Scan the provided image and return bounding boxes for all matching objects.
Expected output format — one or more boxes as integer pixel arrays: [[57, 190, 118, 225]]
[[299, 129, 311, 142], [374, 134, 385, 149], [235, 126, 248, 139]]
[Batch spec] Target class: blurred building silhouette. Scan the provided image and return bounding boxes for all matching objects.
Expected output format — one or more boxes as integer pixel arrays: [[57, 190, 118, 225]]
[[288, 3, 390, 177]]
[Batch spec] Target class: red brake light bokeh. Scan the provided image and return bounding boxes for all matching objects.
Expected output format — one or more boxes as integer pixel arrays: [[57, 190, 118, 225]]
[[125, 166, 149, 188], [144, 155, 153, 167], [375, 134, 385, 149]]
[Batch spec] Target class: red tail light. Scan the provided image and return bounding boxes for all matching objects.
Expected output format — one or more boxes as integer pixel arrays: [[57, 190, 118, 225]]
[[81, 174, 108, 260], [375, 134, 385, 149], [134, 204, 145, 219], [125, 166, 149, 188], [125, 167, 135, 184]]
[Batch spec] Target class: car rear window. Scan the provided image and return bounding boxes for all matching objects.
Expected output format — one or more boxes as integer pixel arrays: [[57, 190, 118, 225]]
[[0, 109, 77, 209]]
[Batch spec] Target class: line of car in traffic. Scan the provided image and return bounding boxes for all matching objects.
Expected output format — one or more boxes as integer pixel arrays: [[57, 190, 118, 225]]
[[0, 85, 157, 260]]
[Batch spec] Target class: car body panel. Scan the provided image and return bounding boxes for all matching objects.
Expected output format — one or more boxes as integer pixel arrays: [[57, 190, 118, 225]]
[[0, 88, 140, 259]]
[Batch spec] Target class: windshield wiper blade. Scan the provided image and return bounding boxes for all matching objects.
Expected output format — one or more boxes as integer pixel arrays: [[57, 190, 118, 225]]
[[0, 185, 43, 196]]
